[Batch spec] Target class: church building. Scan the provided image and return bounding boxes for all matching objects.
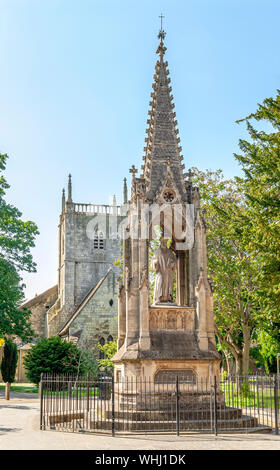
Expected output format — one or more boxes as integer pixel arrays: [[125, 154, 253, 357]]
[[21, 176, 128, 356]]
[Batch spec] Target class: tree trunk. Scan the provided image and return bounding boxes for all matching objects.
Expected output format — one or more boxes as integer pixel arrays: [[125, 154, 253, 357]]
[[242, 324, 251, 377], [224, 353, 230, 375], [5, 382, 10, 400], [235, 355, 243, 376]]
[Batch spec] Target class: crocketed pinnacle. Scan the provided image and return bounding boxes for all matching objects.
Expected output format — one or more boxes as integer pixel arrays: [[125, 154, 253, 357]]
[[142, 33, 186, 201], [67, 173, 72, 203]]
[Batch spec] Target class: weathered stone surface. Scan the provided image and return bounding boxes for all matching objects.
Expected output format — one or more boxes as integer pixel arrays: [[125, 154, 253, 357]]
[[149, 306, 195, 331]]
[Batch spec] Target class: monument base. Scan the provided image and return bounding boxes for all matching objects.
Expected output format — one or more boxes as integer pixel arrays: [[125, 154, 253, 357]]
[[114, 358, 221, 385]]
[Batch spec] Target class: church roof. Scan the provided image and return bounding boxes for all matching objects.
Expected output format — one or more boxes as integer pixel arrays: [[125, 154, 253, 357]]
[[21, 285, 58, 310], [58, 268, 112, 337], [141, 30, 187, 201]]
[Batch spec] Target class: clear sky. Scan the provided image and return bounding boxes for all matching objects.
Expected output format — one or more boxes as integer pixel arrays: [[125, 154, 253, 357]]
[[1, 0, 280, 300]]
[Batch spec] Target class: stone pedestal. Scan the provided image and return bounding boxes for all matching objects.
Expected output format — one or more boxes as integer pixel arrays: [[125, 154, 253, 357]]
[[113, 305, 221, 385]]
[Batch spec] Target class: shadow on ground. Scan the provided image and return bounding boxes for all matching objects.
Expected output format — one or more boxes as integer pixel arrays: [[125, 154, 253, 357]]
[[0, 427, 22, 435], [0, 404, 37, 410]]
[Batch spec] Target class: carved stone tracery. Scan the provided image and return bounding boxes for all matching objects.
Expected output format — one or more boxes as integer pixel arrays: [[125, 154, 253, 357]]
[[149, 307, 195, 331]]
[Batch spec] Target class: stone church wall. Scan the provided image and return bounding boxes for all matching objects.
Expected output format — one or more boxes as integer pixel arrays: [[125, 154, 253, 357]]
[[69, 269, 119, 357], [21, 285, 58, 338], [58, 210, 123, 332]]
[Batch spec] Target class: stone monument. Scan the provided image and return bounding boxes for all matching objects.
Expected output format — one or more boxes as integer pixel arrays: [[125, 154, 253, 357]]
[[113, 27, 221, 385]]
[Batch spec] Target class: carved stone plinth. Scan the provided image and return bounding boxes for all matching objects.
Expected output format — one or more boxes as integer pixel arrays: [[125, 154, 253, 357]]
[[149, 305, 195, 331]]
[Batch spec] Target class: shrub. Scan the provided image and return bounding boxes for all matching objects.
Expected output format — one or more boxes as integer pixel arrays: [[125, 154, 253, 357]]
[[23, 336, 86, 384], [1, 339, 18, 383], [80, 349, 99, 377], [97, 339, 117, 374]]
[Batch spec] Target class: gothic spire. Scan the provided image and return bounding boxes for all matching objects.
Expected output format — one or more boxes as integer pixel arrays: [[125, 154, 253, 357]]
[[141, 27, 186, 201]]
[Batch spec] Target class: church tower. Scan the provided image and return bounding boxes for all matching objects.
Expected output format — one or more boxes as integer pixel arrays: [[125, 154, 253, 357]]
[[46, 174, 127, 354], [113, 27, 220, 382]]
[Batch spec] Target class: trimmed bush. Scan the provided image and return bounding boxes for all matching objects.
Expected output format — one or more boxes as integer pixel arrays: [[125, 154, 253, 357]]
[[23, 336, 86, 385]]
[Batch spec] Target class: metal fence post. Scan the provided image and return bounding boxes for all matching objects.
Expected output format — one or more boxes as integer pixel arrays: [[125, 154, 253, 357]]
[[86, 373, 90, 413], [176, 375, 180, 436], [213, 375, 218, 436], [256, 374, 260, 417], [274, 375, 279, 435], [112, 374, 115, 437], [39, 372, 44, 430]]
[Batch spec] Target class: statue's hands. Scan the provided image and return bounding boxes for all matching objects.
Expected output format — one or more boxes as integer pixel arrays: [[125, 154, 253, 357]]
[[153, 260, 160, 272]]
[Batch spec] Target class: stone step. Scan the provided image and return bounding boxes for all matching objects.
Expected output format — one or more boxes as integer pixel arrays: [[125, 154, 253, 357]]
[[90, 415, 259, 431], [117, 401, 225, 412], [105, 407, 243, 421]]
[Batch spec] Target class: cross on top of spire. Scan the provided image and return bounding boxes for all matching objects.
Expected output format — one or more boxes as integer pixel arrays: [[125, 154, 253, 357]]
[[158, 13, 166, 42]]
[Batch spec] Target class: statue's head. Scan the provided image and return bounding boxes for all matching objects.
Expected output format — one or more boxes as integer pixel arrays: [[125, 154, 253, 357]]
[[160, 238, 169, 248]]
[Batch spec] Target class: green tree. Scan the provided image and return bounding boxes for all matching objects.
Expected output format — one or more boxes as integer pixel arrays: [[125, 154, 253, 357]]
[[234, 91, 280, 324], [97, 339, 117, 374], [250, 326, 280, 374], [192, 168, 262, 376], [0, 258, 34, 341], [0, 153, 38, 341], [23, 336, 87, 384], [1, 339, 18, 399]]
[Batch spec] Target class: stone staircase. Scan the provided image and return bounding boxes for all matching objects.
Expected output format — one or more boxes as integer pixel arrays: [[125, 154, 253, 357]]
[[89, 406, 271, 433]]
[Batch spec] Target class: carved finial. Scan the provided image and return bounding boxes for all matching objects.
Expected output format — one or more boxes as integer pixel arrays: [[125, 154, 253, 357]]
[[113, 194, 117, 206], [62, 188, 65, 212], [123, 177, 128, 204], [157, 13, 167, 56], [129, 165, 138, 179], [67, 174, 72, 203], [186, 168, 194, 183], [158, 13, 166, 41]]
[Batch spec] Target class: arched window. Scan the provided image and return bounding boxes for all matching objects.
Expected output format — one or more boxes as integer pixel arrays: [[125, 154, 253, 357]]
[[107, 335, 113, 342], [99, 337, 105, 359], [99, 232, 104, 249], [94, 231, 104, 250], [109, 299, 113, 307]]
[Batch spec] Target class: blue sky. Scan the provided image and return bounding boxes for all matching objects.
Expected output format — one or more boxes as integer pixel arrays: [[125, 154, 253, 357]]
[[1, 0, 280, 300]]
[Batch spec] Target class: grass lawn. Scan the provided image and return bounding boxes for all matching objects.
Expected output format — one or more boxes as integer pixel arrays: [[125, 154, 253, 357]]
[[0, 383, 38, 394], [43, 387, 100, 397], [221, 382, 280, 409]]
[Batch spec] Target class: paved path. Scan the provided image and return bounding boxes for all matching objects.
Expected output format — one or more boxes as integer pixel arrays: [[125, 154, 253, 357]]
[[1, 396, 280, 450]]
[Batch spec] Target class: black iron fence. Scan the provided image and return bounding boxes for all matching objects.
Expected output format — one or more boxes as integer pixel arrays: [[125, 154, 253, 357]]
[[40, 373, 279, 435]]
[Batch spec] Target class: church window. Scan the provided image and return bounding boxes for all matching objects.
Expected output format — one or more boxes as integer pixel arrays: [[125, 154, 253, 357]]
[[163, 189, 175, 202], [99, 337, 105, 360], [99, 234, 104, 249], [94, 231, 105, 250], [109, 299, 113, 307], [94, 234, 98, 249], [107, 335, 113, 342]]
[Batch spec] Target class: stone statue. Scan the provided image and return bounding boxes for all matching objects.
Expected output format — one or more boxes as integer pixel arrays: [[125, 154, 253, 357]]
[[151, 238, 177, 304]]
